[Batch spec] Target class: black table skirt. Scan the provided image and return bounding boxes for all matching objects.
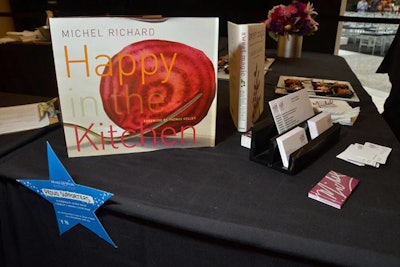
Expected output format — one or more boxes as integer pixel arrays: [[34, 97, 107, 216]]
[[1, 52, 400, 267]]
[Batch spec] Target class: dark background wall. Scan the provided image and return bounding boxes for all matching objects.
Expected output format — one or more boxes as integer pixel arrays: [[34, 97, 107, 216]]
[[9, 0, 341, 53], [2, 0, 341, 97]]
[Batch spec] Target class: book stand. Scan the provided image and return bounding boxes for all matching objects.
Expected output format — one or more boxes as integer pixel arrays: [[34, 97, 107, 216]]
[[249, 115, 341, 175]]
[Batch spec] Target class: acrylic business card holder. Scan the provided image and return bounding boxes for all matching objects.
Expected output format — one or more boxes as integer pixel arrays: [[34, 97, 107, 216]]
[[249, 115, 341, 175]]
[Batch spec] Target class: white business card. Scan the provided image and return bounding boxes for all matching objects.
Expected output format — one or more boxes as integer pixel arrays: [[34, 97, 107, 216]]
[[241, 130, 252, 149], [307, 111, 333, 139], [276, 126, 308, 168], [269, 89, 314, 134]]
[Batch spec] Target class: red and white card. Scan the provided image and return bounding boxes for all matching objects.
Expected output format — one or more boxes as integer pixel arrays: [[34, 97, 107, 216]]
[[308, 170, 359, 209]]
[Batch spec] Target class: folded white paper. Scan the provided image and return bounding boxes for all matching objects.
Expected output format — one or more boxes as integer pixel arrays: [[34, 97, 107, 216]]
[[336, 142, 392, 167], [336, 146, 366, 166], [362, 142, 392, 164], [310, 99, 359, 126]]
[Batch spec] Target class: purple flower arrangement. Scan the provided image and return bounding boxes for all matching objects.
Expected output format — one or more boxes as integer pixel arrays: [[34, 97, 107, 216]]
[[264, 1, 319, 40]]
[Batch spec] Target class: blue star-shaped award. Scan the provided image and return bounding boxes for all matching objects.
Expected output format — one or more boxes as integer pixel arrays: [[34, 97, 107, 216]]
[[17, 142, 117, 248]]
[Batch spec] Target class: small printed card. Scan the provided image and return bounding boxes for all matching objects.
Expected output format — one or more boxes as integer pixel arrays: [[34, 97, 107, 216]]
[[336, 142, 392, 168], [268, 89, 314, 134], [275, 126, 308, 168], [241, 130, 252, 149], [308, 170, 360, 209]]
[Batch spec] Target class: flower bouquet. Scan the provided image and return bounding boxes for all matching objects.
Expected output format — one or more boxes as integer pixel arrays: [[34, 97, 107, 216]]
[[264, 1, 319, 41]]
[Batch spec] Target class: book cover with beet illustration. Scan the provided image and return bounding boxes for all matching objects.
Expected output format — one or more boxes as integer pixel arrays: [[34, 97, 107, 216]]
[[50, 17, 219, 157]]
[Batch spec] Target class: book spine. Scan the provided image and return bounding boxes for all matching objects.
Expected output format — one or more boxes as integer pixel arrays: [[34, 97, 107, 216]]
[[237, 28, 248, 132]]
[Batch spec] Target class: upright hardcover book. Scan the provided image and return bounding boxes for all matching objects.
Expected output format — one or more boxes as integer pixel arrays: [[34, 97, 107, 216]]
[[50, 17, 219, 157], [227, 21, 266, 132], [308, 170, 360, 209]]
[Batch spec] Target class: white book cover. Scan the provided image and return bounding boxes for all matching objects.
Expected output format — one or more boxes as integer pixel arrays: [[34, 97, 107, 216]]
[[227, 21, 266, 132], [50, 17, 219, 157], [276, 126, 308, 168]]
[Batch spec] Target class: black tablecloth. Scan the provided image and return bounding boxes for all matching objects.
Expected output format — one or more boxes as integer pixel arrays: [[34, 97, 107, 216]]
[[1, 52, 399, 267]]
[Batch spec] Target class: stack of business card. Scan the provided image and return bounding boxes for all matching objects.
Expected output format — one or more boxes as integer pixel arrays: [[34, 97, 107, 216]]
[[336, 142, 392, 168], [276, 126, 308, 169], [307, 111, 333, 140]]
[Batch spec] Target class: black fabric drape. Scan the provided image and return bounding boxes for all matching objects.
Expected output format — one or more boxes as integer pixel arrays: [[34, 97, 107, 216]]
[[1, 51, 400, 267], [377, 25, 400, 141]]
